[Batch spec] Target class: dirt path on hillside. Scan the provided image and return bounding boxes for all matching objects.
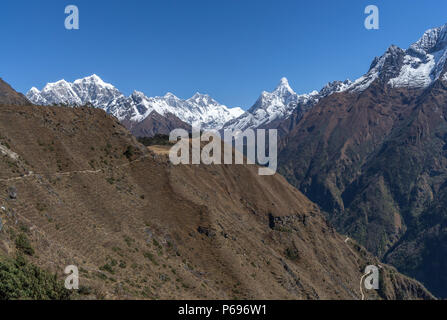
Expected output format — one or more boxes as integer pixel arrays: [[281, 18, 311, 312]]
[[0, 154, 150, 184]]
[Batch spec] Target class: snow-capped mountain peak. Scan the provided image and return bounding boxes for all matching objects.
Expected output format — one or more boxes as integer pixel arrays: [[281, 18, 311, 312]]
[[223, 76, 356, 132], [224, 23, 447, 133], [223, 77, 322, 131], [188, 92, 211, 103], [38, 79, 82, 105], [187, 93, 221, 109], [274, 77, 295, 95], [26, 75, 244, 130], [73, 74, 114, 88], [411, 24, 447, 54], [131, 90, 146, 99], [347, 23, 447, 92], [319, 80, 353, 97], [26, 87, 46, 105], [163, 92, 178, 99], [256, 77, 297, 109]]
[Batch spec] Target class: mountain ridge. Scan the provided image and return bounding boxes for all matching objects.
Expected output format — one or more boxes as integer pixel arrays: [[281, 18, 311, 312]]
[[25, 22, 447, 137], [276, 23, 447, 298], [222, 78, 353, 134], [0, 78, 30, 106], [26, 74, 244, 131]]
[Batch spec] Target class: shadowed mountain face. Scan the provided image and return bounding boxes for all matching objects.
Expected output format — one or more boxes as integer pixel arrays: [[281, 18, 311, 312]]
[[278, 78, 447, 298], [276, 23, 447, 298], [0, 78, 30, 106], [121, 111, 191, 137], [0, 94, 432, 299]]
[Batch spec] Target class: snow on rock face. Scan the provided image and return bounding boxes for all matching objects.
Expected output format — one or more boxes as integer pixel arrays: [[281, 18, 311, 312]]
[[411, 24, 447, 54], [26, 87, 45, 105], [39, 79, 83, 106], [319, 80, 353, 97], [26, 75, 243, 130], [26, 75, 123, 109], [71, 74, 123, 107], [250, 77, 318, 123], [121, 91, 244, 129], [387, 52, 439, 88], [223, 77, 350, 132], [348, 23, 447, 92], [225, 24, 447, 132], [224, 23, 447, 133], [348, 45, 406, 92]]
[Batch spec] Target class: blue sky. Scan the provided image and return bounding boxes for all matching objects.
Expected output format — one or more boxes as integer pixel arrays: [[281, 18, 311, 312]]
[[1, 0, 447, 109]]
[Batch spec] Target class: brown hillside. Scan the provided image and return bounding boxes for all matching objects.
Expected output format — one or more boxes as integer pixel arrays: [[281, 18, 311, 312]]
[[0, 102, 433, 300]]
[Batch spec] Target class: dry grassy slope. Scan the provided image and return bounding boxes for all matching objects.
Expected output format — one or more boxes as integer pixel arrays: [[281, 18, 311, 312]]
[[122, 112, 190, 138], [0, 103, 433, 300]]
